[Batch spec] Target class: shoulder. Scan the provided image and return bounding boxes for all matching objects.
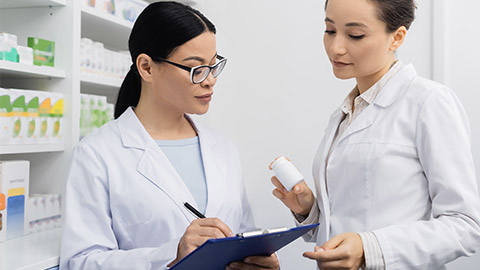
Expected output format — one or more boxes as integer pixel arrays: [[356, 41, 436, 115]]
[[75, 120, 121, 156], [192, 118, 240, 154]]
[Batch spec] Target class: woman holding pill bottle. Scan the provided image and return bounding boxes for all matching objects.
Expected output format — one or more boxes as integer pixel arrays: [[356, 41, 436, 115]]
[[271, 0, 480, 269], [60, 2, 278, 270]]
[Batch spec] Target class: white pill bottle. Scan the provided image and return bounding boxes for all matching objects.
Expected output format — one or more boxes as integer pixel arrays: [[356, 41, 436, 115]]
[[270, 156, 304, 191]]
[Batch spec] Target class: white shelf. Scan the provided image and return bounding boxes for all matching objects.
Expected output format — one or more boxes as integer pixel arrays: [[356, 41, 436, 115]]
[[81, 5, 132, 50], [0, 228, 62, 270], [80, 72, 123, 88], [0, 0, 66, 8], [0, 143, 65, 155], [0, 61, 66, 79]]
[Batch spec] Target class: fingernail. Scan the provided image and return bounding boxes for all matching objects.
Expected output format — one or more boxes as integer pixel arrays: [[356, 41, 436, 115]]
[[244, 258, 251, 263], [295, 186, 300, 192]]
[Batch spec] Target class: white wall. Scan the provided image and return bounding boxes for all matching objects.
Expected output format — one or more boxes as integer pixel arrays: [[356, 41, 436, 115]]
[[197, 0, 479, 269], [443, 1, 480, 269]]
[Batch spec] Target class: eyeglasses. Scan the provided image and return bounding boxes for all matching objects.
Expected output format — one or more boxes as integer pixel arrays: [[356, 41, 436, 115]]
[[151, 55, 227, 84]]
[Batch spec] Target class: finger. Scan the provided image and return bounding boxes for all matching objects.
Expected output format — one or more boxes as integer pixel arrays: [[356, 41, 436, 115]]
[[244, 254, 279, 268], [195, 218, 234, 237], [194, 226, 232, 239], [272, 188, 286, 200], [271, 176, 288, 193], [321, 234, 344, 250], [303, 246, 348, 262]]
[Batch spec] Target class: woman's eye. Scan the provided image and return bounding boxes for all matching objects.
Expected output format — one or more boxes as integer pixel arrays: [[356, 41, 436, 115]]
[[325, 30, 336, 35], [349, 35, 365, 40]]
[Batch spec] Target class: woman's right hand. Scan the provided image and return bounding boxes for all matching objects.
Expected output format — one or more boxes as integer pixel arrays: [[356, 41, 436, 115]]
[[271, 176, 315, 216], [168, 218, 234, 267]]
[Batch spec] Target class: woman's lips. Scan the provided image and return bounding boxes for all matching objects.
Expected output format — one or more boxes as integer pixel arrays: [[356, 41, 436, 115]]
[[195, 93, 213, 103], [332, 60, 352, 68]]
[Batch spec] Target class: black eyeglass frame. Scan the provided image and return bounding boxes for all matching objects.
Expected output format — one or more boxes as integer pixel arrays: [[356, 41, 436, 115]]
[[150, 54, 227, 84]]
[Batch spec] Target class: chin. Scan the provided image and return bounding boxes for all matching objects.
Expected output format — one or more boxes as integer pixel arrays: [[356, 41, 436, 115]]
[[189, 106, 210, 115], [333, 70, 355, 80]]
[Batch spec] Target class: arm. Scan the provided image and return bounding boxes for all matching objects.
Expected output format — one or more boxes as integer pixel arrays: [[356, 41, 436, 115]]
[[373, 87, 480, 269], [60, 144, 179, 270]]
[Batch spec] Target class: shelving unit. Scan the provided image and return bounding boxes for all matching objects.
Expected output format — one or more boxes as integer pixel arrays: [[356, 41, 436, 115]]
[[0, 0, 201, 269]]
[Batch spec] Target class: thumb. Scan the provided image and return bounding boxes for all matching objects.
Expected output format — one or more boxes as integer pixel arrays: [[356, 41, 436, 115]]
[[321, 234, 344, 250]]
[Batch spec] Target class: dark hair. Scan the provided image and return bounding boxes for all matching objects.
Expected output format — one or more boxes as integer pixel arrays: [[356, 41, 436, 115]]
[[325, 0, 416, 32], [114, 1, 216, 119]]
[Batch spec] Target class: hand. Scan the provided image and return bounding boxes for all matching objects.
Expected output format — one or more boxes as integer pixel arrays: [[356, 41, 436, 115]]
[[271, 176, 315, 216], [226, 253, 280, 270], [303, 232, 364, 270], [168, 218, 234, 267]]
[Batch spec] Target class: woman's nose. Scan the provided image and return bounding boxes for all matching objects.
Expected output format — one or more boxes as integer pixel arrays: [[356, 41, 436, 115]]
[[330, 36, 347, 55], [200, 71, 217, 88]]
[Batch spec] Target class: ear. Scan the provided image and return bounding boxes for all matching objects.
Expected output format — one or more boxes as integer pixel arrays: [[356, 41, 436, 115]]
[[389, 26, 407, 52], [136, 53, 155, 83]]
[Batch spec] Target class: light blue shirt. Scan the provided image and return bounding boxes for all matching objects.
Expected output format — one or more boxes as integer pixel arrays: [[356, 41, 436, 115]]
[[156, 136, 208, 214]]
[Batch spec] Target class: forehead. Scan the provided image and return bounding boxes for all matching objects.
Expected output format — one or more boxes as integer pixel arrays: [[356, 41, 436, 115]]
[[171, 32, 217, 59], [325, 0, 381, 27]]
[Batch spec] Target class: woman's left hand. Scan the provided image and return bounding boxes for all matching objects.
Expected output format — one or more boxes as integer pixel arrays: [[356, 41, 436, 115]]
[[303, 232, 364, 270], [225, 253, 280, 270]]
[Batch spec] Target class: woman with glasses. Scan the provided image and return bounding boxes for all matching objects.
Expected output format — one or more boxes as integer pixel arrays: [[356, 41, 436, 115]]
[[60, 2, 279, 270], [271, 0, 480, 269]]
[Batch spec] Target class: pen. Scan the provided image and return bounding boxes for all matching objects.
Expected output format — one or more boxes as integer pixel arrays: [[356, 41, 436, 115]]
[[184, 202, 206, 219]]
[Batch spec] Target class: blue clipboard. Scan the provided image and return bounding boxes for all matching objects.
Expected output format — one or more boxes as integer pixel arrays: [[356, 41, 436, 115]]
[[170, 223, 319, 270]]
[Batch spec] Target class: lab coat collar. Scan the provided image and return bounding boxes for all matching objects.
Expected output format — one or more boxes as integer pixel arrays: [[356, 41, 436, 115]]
[[373, 63, 417, 108], [116, 107, 217, 150], [116, 107, 224, 220]]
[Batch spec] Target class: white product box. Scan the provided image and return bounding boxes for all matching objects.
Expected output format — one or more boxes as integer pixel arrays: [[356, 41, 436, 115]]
[[0, 160, 29, 240], [17, 45, 33, 65], [27, 194, 61, 234]]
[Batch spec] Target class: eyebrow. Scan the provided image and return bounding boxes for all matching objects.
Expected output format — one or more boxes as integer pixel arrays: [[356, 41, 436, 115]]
[[183, 53, 217, 63], [325, 17, 368, 28]]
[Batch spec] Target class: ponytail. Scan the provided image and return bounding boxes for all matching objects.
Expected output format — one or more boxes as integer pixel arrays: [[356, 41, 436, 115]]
[[114, 66, 141, 119]]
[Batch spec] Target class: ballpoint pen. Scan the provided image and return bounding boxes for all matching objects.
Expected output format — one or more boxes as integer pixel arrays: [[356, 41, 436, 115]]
[[184, 202, 206, 219]]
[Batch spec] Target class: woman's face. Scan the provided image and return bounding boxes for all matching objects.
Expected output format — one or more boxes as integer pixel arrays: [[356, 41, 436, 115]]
[[323, 0, 396, 83], [151, 31, 218, 115]]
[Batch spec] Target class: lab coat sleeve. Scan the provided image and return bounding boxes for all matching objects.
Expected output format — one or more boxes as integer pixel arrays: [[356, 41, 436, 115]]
[[60, 143, 179, 270], [292, 199, 320, 243], [373, 87, 480, 269]]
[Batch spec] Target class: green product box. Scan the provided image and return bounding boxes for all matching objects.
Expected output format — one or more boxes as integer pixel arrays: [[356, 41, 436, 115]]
[[27, 37, 55, 67]]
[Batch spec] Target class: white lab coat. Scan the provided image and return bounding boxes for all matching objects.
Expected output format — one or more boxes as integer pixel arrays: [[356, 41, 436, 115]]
[[60, 107, 255, 270], [306, 64, 480, 269]]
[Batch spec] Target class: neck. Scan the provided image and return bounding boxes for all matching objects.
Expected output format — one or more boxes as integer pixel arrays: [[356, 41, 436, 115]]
[[134, 88, 196, 140], [356, 58, 396, 94]]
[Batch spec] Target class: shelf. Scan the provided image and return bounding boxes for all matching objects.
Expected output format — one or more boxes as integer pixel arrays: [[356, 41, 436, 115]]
[[0, 228, 61, 270], [81, 72, 123, 88], [0, 143, 65, 155], [81, 5, 132, 50], [0, 61, 66, 79], [0, 0, 66, 8]]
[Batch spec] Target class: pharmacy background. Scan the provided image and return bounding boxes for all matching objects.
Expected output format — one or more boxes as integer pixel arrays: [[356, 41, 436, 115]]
[[1, 0, 480, 270]]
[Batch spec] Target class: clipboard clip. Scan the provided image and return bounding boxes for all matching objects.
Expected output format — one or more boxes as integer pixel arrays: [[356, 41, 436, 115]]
[[236, 227, 288, 238]]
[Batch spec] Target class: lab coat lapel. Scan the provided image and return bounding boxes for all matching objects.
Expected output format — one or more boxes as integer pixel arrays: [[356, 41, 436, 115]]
[[336, 64, 418, 144], [337, 105, 374, 144], [193, 120, 226, 218], [117, 108, 197, 221]]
